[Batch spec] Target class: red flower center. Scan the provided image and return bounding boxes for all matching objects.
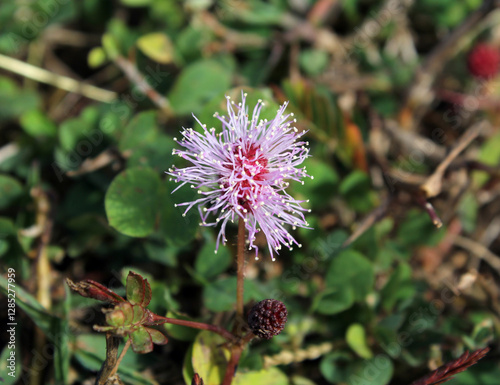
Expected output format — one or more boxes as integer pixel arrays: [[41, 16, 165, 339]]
[[225, 143, 269, 212]]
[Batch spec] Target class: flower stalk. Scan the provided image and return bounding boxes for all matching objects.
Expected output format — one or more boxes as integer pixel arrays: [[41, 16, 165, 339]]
[[236, 217, 246, 320]]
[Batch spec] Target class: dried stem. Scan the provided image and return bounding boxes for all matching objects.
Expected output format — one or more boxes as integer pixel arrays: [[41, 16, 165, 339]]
[[107, 339, 131, 380], [0, 53, 116, 103], [420, 120, 486, 198], [29, 185, 53, 385], [409, 347, 490, 385], [343, 195, 392, 247], [95, 333, 124, 385], [113, 55, 172, 116]]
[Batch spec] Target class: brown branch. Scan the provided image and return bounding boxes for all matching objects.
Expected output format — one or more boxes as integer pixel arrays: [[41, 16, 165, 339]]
[[420, 120, 486, 198], [113, 55, 172, 116], [401, 0, 498, 129], [95, 333, 125, 385], [409, 347, 490, 385], [343, 195, 392, 247]]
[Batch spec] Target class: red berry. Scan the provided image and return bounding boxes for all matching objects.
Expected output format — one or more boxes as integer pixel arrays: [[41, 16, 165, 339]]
[[247, 299, 288, 339], [467, 43, 500, 79]]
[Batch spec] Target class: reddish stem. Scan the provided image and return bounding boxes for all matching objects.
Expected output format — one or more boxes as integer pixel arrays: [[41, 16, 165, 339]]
[[236, 217, 246, 320], [152, 315, 237, 343], [222, 345, 243, 385], [221, 217, 249, 385]]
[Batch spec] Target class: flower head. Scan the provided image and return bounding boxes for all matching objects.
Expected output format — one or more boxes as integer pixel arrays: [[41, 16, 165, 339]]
[[467, 43, 500, 79], [167, 93, 312, 260], [248, 299, 288, 339]]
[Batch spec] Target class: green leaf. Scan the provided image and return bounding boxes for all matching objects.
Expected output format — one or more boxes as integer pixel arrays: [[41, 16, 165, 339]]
[[53, 285, 71, 385], [326, 249, 374, 302], [203, 277, 259, 312], [0, 217, 15, 237], [230, 1, 284, 25], [320, 352, 351, 383], [102, 33, 121, 60], [127, 133, 176, 171], [458, 193, 478, 234], [105, 167, 161, 237], [126, 271, 152, 306], [195, 240, 232, 280], [234, 367, 289, 385], [474, 132, 500, 187], [0, 344, 21, 385], [346, 323, 373, 359], [191, 330, 229, 385], [0, 275, 57, 333], [58, 116, 94, 152], [380, 263, 415, 311], [299, 49, 329, 76], [291, 376, 318, 385], [0, 76, 40, 120], [168, 59, 233, 115], [106, 307, 125, 327], [396, 210, 445, 247], [130, 327, 153, 353], [195, 88, 280, 132], [120, 0, 151, 6], [143, 239, 179, 267], [146, 327, 169, 345], [183, 343, 196, 385], [87, 46, 108, 68], [159, 180, 199, 246], [346, 357, 394, 385], [292, 158, 338, 209], [0, 275, 71, 385], [283, 79, 342, 139], [20, 110, 57, 138], [118, 111, 158, 152], [339, 171, 375, 212], [137, 33, 175, 64], [0, 174, 23, 210], [312, 286, 354, 315]]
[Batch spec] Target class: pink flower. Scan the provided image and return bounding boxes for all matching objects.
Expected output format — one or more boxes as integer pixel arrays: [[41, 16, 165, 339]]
[[167, 93, 312, 260]]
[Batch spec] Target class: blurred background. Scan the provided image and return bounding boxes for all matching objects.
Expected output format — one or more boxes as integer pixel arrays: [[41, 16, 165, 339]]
[[0, 0, 500, 384]]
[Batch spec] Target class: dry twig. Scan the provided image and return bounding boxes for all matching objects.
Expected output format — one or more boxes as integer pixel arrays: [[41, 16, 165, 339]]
[[0, 53, 116, 103], [401, 0, 499, 129], [420, 120, 486, 198], [113, 55, 172, 116]]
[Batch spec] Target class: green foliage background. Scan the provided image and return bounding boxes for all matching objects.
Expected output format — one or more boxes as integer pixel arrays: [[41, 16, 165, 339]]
[[0, 0, 499, 384]]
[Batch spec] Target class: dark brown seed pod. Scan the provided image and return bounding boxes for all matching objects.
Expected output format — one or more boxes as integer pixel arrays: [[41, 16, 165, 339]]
[[247, 299, 288, 339]]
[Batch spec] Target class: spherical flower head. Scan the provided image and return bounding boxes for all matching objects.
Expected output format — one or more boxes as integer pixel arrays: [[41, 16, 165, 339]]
[[167, 93, 312, 261], [248, 299, 288, 339], [467, 43, 500, 79]]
